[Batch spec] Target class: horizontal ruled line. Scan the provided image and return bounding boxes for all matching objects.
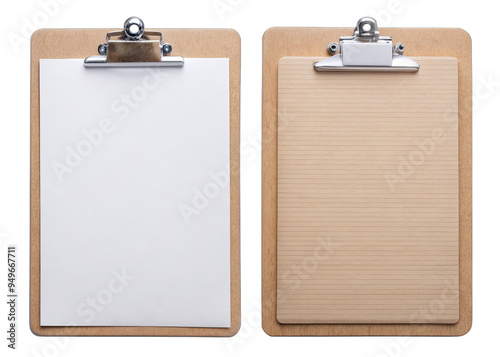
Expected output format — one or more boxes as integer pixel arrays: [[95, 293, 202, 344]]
[[276, 57, 459, 324]]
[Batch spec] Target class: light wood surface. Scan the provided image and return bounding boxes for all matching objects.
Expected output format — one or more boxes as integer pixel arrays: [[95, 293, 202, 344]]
[[30, 28, 240, 336], [262, 28, 472, 336], [277, 57, 459, 324]]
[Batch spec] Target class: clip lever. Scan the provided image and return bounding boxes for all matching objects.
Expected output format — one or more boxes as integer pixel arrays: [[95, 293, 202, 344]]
[[314, 17, 419, 72], [84, 17, 184, 68]]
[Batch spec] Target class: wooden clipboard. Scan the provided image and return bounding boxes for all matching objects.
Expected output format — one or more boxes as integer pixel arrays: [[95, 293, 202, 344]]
[[262, 26, 472, 336], [30, 27, 241, 337]]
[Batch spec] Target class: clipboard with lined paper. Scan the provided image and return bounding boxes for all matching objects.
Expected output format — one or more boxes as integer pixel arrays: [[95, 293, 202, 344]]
[[262, 18, 472, 336]]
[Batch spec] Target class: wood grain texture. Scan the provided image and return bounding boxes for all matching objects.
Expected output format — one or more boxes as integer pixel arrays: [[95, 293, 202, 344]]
[[276, 57, 459, 324], [262, 28, 472, 336], [30, 28, 240, 337]]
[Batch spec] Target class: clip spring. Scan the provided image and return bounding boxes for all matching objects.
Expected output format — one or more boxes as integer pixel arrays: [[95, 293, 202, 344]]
[[314, 17, 419, 72], [84, 17, 184, 68]]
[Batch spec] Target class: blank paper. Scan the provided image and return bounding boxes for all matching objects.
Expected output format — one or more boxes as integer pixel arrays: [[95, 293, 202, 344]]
[[40, 58, 230, 327]]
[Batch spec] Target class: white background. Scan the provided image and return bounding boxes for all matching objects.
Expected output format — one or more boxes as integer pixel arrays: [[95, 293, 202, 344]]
[[0, 0, 496, 356]]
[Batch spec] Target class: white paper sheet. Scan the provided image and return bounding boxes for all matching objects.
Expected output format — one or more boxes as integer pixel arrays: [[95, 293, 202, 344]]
[[39, 58, 231, 327]]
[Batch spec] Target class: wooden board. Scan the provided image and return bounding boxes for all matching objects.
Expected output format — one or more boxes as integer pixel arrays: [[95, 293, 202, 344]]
[[262, 28, 472, 336], [277, 57, 459, 324], [30, 28, 240, 337]]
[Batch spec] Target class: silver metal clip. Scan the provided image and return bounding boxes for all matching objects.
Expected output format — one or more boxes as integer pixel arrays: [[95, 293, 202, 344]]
[[314, 17, 419, 72], [84, 17, 184, 68]]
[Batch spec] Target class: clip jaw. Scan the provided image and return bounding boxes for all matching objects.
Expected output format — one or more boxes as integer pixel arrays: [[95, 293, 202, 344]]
[[84, 17, 184, 67], [314, 17, 419, 72]]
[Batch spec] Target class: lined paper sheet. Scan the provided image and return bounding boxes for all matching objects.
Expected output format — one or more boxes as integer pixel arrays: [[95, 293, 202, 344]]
[[277, 57, 459, 324], [40, 59, 230, 327]]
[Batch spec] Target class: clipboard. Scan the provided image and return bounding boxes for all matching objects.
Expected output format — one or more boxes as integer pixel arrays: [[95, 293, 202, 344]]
[[30, 17, 241, 337], [262, 18, 472, 336]]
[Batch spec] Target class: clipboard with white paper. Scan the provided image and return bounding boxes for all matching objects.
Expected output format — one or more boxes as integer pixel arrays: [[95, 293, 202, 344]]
[[31, 17, 241, 337]]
